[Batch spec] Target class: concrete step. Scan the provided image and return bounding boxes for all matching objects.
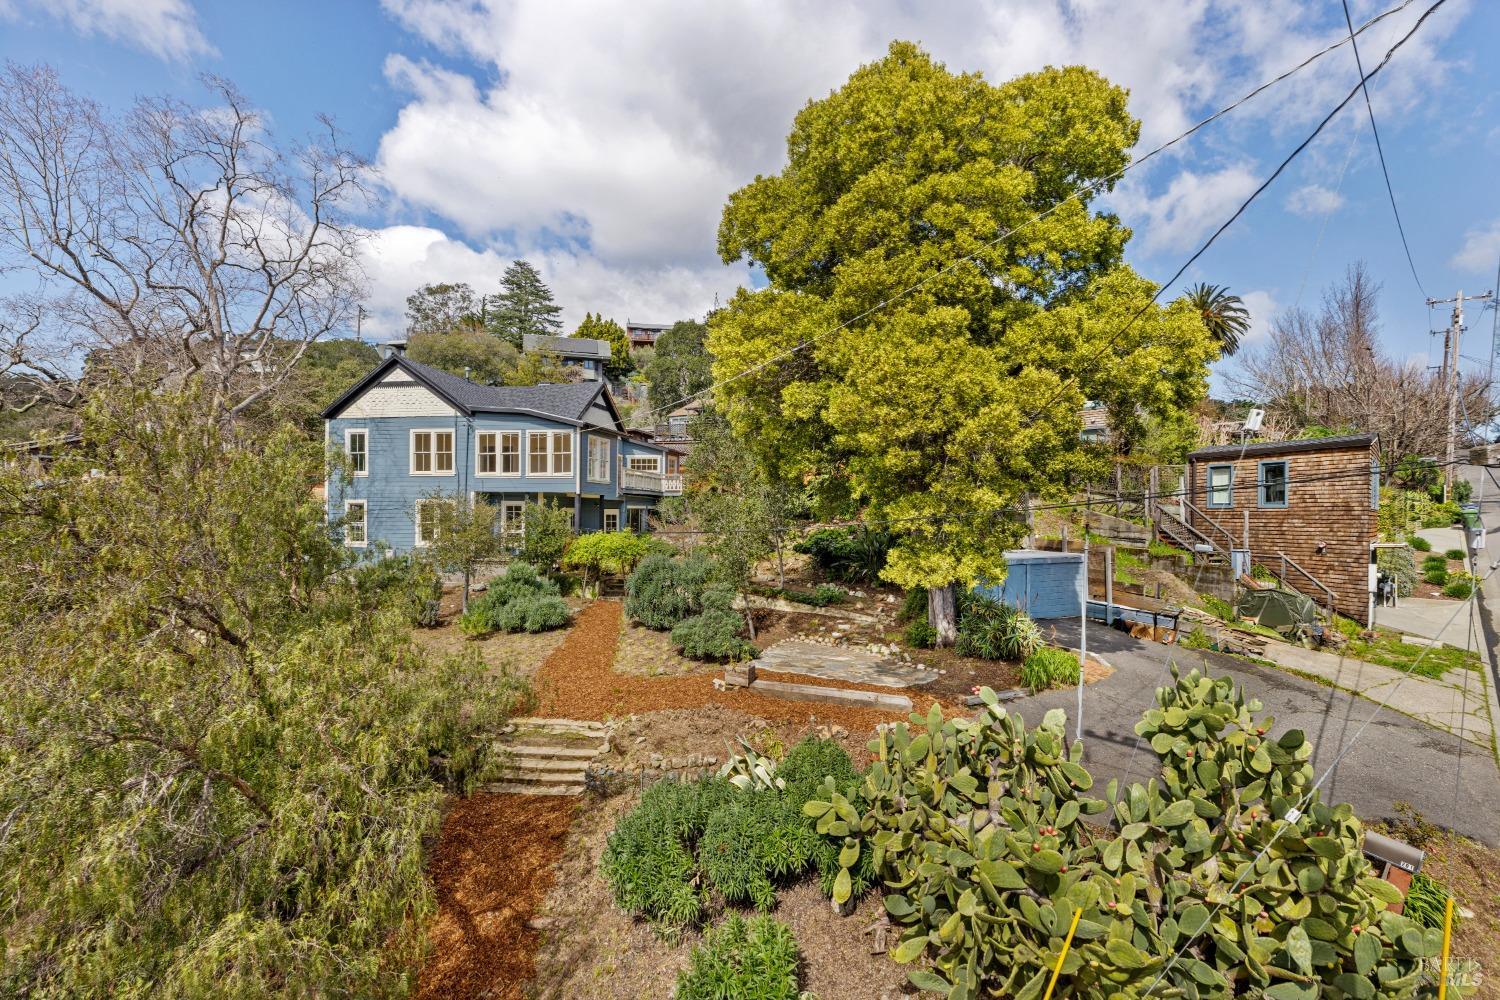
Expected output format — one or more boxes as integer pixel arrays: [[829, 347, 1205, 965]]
[[508, 717, 605, 732], [499, 743, 601, 760], [498, 759, 591, 777]]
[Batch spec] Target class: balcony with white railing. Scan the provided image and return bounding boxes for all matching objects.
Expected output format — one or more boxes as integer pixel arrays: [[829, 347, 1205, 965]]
[[662, 473, 683, 495], [618, 458, 664, 494]]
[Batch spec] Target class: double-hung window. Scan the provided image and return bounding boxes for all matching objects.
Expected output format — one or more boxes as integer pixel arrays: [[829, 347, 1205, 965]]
[[414, 498, 440, 546], [344, 500, 367, 547], [411, 430, 454, 475], [1257, 460, 1288, 508], [587, 436, 610, 483], [527, 431, 573, 476], [345, 429, 367, 476], [1206, 464, 1234, 509], [476, 431, 520, 476], [501, 501, 525, 540]]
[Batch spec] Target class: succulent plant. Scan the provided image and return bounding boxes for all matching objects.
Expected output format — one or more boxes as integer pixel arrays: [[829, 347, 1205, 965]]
[[719, 736, 786, 792], [806, 670, 1436, 999]]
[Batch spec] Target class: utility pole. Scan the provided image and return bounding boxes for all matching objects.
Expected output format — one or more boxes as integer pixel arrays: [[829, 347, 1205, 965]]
[[1427, 290, 1493, 501]]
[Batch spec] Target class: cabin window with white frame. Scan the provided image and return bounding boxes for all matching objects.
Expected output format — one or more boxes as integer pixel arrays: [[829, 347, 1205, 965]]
[[588, 436, 610, 482], [411, 430, 454, 474], [603, 509, 619, 532], [344, 500, 367, 546], [477, 431, 520, 475], [552, 431, 572, 475], [414, 499, 440, 546], [346, 429, 367, 475], [627, 455, 661, 473], [1206, 464, 1234, 508]]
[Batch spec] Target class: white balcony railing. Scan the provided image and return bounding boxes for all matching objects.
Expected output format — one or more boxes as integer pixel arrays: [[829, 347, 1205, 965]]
[[662, 473, 683, 495], [619, 460, 664, 493]]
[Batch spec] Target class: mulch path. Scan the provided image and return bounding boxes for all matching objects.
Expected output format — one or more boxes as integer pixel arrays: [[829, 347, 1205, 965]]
[[414, 793, 576, 1000], [535, 600, 967, 730]]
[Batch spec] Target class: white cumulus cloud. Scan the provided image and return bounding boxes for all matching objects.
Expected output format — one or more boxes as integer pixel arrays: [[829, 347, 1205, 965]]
[[3, 0, 214, 61], [1450, 218, 1500, 275], [1285, 184, 1346, 217]]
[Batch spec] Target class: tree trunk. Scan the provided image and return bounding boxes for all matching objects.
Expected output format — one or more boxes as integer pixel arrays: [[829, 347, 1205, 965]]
[[775, 546, 786, 589], [928, 584, 957, 647], [461, 569, 471, 613], [745, 607, 757, 640]]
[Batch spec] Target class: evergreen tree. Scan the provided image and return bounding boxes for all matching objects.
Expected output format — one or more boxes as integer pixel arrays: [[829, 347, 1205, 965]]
[[573, 312, 634, 377], [644, 320, 713, 411], [488, 260, 563, 347], [405, 282, 480, 336]]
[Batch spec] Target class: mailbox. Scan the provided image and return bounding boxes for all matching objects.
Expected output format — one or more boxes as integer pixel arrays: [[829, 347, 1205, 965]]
[[1362, 831, 1424, 913]]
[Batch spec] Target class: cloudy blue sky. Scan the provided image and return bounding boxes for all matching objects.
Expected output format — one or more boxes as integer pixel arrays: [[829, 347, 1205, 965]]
[[2, 0, 1497, 394]]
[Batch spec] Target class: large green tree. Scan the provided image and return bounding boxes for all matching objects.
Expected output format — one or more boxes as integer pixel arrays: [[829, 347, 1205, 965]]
[[644, 319, 714, 414], [407, 328, 520, 385], [405, 282, 482, 336], [710, 42, 1215, 641], [574, 312, 634, 377], [487, 260, 563, 347]]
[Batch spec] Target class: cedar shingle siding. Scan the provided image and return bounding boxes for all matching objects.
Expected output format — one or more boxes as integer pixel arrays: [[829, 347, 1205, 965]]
[[1185, 435, 1378, 623]]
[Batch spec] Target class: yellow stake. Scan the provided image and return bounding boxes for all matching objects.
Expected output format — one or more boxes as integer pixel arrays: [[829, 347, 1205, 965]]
[[1437, 895, 1455, 1000], [1042, 907, 1084, 1000]]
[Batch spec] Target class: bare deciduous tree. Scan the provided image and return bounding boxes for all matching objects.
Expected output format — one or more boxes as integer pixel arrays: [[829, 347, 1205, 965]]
[[0, 64, 367, 421], [1229, 263, 1494, 469]]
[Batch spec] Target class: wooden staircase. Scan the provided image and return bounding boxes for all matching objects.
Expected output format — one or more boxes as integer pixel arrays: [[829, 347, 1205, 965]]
[[484, 717, 610, 796]]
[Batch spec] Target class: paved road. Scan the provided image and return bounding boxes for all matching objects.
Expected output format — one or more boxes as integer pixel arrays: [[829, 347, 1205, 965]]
[[1461, 462, 1500, 759], [1008, 618, 1500, 846]]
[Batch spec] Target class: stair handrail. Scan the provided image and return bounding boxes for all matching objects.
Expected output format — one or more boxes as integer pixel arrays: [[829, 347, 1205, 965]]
[[1176, 498, 1239, 555], [1153, 506, 1215, 552], [1274, 551, 1337, 621]]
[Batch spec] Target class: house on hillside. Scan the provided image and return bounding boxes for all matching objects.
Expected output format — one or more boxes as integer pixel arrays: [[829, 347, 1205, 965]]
[[625, 321, 671, 350], [522, 334, 611, 381], [323, 356, 671, 552], [1178, 434, 1379, 623]]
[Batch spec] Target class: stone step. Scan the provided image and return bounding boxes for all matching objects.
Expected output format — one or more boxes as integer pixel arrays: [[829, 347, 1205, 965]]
[[509, 717, 605, 732], [483, 781, 584, 796], [498, 743, 602, 760], [498, 758, 591, 776], [748, 678, 912, 713]]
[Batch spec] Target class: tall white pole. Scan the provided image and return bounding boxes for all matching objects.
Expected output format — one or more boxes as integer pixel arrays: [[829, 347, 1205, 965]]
[[1077, 534, 1088, 744]]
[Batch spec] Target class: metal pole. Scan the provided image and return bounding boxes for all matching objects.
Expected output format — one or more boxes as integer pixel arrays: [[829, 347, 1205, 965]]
[[1077, 535, 1088, 744], [1445, 296, 1462, 503], [1105, 547, 1114, 627]]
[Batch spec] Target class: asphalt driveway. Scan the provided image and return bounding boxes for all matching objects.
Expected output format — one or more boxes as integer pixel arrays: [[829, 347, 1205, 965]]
[[1010, 618, 1500, 846]]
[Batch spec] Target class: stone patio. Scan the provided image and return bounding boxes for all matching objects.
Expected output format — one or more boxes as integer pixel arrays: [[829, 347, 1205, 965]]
[[752, 639, 936, 688]]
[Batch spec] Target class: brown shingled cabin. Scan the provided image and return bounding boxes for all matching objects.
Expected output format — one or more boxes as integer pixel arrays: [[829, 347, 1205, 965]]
[[1183, 434, 1380, 624]]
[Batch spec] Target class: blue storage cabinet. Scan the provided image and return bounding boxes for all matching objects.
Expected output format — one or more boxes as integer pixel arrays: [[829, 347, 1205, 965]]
[[973, 551, 1085, 620]]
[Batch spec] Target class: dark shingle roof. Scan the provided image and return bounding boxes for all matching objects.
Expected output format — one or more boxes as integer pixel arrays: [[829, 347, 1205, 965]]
[[1188, 433, 1376, 462], [323, 355, 610, 425], [522, 334, 610, 359]]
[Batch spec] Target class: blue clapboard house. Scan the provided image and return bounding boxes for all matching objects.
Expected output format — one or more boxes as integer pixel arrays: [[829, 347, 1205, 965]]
[[323, 353, 671, 553]]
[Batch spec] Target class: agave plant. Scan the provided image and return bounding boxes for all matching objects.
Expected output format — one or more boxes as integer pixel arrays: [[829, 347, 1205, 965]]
[[719, 737, 785, 792]]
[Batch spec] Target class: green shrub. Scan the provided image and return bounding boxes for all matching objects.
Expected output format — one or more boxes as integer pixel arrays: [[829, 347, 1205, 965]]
[[675, 915, 801, 1000], [955, 593, 1042, 661], [1420, 554, 1448, 572], [1378, 546, 1418, 598], [1179, 626, 1213, 650], [1020, 647, 1080, 691], [1443, 574, 1476, 599], [776, 738, 859, 809], [899, 587, 928, 622], [1403, 873, 1458, 932], [1423, 567, 1449, 586], [519, 500, 575, 569], [625, 553, 716, 628], [792, 526, 890, 583], [458, 562, 566, 635], [350, 553, 442, 626], [600, 778, 736, 930], [562, 530, 661, 583], [699, 791, 818, 910], [1443, 548, 1466, 562], [1453, 478, 1473, 504], [671, 609, 758, 661], [904, 619, 937, 648], [1409, 536, 1432, 552]]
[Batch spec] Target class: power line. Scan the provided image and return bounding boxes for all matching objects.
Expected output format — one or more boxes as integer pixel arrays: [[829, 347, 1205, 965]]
[[1340, 0, 1429, 298], [1015, 0, 1448, 431], [644, 0, 1421, 420]]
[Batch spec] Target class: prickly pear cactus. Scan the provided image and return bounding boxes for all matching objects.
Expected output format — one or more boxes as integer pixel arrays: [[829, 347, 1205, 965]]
[[806, 671, 1439, 999]]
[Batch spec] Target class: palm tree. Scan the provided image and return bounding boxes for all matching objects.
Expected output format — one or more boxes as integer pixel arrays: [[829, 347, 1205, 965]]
[[1184, 283, 1250, 357]]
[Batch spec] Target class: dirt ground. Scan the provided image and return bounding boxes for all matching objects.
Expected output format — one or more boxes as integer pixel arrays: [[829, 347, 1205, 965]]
[[1391, 830, 1500, 993], [529, 781, 911, 1000], [611, 621, 714, 677], [414, 794, 577, 1000]]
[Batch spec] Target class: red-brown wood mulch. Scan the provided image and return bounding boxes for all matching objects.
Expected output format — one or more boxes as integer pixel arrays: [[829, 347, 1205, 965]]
[[534, 599, 965, 728], [414, 793, 576, 1000]]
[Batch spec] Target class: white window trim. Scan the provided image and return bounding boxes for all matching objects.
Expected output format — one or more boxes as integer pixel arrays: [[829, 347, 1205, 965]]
[[345, 428, 368, 477], [344, 499, 368, 547], [587, 435, 611, 484], [410, 428, 455, 476], [414, 498, 441, 547], [526, 429, 574, 477], [603, 509, 620, 532], [501, 501, 526, 540], [626, 505, 649, 533], [626, 454, 662, 473], [475, 430, 522, 478]]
